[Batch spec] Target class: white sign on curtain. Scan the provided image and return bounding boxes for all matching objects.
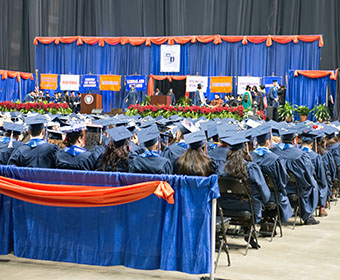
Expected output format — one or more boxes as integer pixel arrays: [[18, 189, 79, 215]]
[[60, 74, 80, 91], [237, 76, 261, 95], [160, 45, 181, 72], [186, 76, 209, 93]]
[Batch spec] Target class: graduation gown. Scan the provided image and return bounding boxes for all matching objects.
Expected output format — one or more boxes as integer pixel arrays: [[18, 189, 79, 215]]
[[8, 138, 59, 168], [218, 161, 271, 224], [56, 145, 93, 170], [251, 147, 293, 223], [327, 142, 340, 169], [162, 142, 188, 166], [129, 150, 173, 174], [130, 142, 146, 156], [208, 146, 229, 177], [301, 146, 328, 207], [321, 151, 336, 196], [271, 144, 319, 221], [125, 89, 137, 109], [0, 137, 24, 165]]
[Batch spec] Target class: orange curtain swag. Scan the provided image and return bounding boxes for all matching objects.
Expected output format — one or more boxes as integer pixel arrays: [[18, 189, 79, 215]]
[[294, 70, 338, 80], [0, 175, 174, 207], [0, 70, 34, 81]]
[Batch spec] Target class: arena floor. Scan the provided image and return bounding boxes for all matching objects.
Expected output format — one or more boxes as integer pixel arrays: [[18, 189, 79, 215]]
[[1, 204, 340, 280]]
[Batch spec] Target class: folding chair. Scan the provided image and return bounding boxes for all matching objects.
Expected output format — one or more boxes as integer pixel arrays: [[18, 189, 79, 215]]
[[287, 171, 303, 229], [261, 174, 283, 241], [217, 176, 258, 256]]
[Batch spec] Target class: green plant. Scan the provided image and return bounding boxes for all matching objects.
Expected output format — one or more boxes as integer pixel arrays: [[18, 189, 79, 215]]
[[140, 95, 151, 106], [296, 105, 310, 116], [311, 104, 330, 121], [278, 101, 296, 121], [176, 96, 191, 106]]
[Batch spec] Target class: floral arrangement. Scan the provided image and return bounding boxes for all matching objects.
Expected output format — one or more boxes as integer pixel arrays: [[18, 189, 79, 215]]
[[0, 101, 72, 115], [126, 104, 254, 120]]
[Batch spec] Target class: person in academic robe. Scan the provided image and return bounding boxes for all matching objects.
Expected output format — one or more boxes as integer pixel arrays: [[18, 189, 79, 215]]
[[250, 127, 293, 223], [55, 124, 93, 170], [324, 126, 340, 169], [254, 86, 265, 111], [44, 91, 51, 103], [217, 136, 271, 248], [193, 83, 207, 106], [167, 88, 176, 105], [8, 115, 59, 168], [154, 88, 162, 96], [124, 84, 138, 111], [73, 92, 81, 113], [270, 128, 320, 225], [162, 120, 193, 166], [210, 93, 224, 107], [267, 80, 280, 107], [0, 122, 25, 165], [174, 130, 215, 176], [23, 91, 35, 103], [96, 126, 133, 172], [129, 124, 172, 174], [300, 130, 328, 216]]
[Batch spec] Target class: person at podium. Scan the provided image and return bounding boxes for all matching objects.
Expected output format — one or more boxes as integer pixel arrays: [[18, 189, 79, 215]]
[[167, 88, 176, 105], [124, 84, 138, 111], [154, 88, 162, 96]]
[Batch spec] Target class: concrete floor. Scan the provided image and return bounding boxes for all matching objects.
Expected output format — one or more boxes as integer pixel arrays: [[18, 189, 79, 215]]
[[1, 204, 340, 280]]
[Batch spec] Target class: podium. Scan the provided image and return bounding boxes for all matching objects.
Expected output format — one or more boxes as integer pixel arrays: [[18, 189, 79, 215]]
[[150, 95, 172, 106], [80, 93, 102, 114]]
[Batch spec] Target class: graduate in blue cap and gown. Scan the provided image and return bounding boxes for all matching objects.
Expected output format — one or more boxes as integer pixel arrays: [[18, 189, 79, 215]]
[[0, 122, 25, 165], [324, 126, 340, 169], [270, 128, 320, 225], [129, 124, 172, 174], [174, 130, 215, 176], [96, 126, 133, 172], [217, 136, 270, 248], [8, 115, 59, 168], [251, 128, 293, 223], [55, 124, 94, 170]]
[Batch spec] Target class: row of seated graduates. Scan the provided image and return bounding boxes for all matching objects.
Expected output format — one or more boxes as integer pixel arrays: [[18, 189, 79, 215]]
[[1, 111, 340, 248]]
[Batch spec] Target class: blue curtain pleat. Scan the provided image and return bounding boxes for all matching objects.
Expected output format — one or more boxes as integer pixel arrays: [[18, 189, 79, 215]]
[[0, 165, 219, 274]]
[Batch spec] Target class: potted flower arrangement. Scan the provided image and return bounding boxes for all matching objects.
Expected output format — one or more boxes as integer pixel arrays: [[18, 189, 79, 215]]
[[312, 104, 330, 122], [296, 105, 310, 122], [278, 101, 295, 122]]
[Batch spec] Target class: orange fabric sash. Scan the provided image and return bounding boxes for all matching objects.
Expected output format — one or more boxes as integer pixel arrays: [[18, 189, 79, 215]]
[[0, 175, 174, 207], [294, 70, 338, 80], [0, 70, 34, 81]]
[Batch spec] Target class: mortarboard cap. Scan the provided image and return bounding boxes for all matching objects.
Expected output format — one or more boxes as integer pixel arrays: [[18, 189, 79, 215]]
[[184, 130, 206, 149], [137, 124, 160, 147], [254, 127, 271, 143], [3, 122, 25, 133], [323, 125, 338, 139], [106, 126, 133, 146], [47, 130, 64, 140], [301, 130, 318, 143], [223, 136, 248, 151], [280, 127, 297, 141]]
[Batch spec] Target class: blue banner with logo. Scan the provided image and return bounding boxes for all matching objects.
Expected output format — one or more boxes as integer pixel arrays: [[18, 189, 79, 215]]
[[126, 75, 147, 92], [81, 75, 99, 91], [262, 76, 283, 94]]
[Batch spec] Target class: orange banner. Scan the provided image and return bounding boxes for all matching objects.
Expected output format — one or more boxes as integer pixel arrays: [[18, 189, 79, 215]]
[[99, 75, 121, 91], [40, 74, 58, 90], [210, 76, 233, 93]]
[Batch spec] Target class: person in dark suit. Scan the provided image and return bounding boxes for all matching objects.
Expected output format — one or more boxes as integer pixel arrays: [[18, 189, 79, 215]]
[[8, 115, 59, 168], [154, 88, 162, 96], [168, 88, 176, 105], [267, 80, 279, 107]]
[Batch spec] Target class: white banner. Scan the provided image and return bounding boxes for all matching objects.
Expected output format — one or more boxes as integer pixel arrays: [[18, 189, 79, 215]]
[[186, 76, 209, 93], [60, 74, 80, 91], [160, 45, 180, 72], [237, 76, 261, 95]]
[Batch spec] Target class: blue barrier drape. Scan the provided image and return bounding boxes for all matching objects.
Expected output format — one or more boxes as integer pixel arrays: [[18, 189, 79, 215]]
[[21, 78, 35, 102], [0, 165, 219, 275], [287, 70, 329, 117], [35, 40, 321, 110], [0, 76, 19, 102]]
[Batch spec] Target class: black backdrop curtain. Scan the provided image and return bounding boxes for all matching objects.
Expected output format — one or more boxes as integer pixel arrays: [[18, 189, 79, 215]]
[[0, 0, 339, 73]]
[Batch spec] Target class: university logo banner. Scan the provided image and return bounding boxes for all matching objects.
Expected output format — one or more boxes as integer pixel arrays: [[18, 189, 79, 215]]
[[186, 76, 208, 93], [82, 75, 99, 90], [126, 75, 146, 91], [40, 74, 58, 90], [210, 76, 233, 93], [237, 76, 261, 95], [60, 74, 80, 91], [160, 45, 180, 72], [99, 75, 121, 91]]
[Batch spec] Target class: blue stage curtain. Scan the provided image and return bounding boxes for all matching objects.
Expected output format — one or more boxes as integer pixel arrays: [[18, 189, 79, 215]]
[[0, 165, 219, 275], [287, 70, 329, 118], [21, 78, 35, 102], [0, 76, 19, 102]]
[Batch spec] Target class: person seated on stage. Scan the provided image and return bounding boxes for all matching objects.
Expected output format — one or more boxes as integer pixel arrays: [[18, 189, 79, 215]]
[[154, 88, 162, 96], [0, 122, 25, 165], [167, 88, 176, 105], [224, 95, 229, 105], [218, 136, 270, 248], [23, 91, 36, 103], [44, 91, 51, 102], [96, 126, 133, 172], [228, 95, 239, 107], [162, 120, 193, 166], [8, 115, 59, 168], [129, 124, 172, 174], [242, 85, 252, 110], [174, 130, 215, 176], [250, 127, 293, 224], [55, 124, 93, 170], [270, 128, 320, 225], [73, 92, 81, 113], [210, 93, 224, 107], [300, 130, 328, 216], [52, 92, 58, 103]]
